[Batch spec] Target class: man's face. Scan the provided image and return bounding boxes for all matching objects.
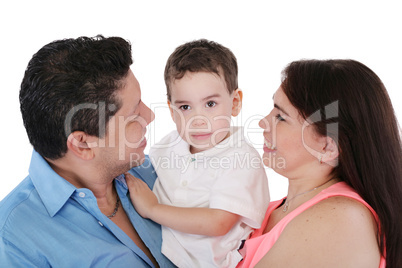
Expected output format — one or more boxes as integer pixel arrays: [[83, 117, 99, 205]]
[[98, 69, 154, 177]]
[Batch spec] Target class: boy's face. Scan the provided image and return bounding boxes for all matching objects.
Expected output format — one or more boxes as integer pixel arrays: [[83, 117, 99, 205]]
[[168, 71, 242, 154]]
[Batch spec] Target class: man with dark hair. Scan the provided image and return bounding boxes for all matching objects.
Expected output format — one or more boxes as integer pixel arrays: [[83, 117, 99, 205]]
[[0, 35, 175, 267]]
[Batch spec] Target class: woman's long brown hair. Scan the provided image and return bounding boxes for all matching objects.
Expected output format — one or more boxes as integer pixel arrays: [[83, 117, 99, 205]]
[[281, 59, 401, 268]]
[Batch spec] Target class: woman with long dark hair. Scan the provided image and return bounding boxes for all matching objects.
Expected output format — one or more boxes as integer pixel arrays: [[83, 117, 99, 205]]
[[239, 60, 401, 267]]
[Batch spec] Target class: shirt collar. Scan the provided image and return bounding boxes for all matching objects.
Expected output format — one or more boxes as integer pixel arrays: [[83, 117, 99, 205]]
[[187, 126, 244, 157], [114, 174, 129, 195], [29, 150, 76, 217]]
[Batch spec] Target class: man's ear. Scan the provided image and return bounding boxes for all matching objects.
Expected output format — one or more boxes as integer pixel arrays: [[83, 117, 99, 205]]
[[231, 89, 243, 117], [66, 131, 97, 160], [321, 136, 339, 167]]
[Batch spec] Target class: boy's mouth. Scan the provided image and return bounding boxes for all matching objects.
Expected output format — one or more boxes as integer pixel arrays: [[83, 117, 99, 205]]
[[191, 133, 212, 140]]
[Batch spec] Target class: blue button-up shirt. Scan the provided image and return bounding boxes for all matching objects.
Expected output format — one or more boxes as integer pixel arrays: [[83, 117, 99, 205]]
[[0, 150, 175, 267]]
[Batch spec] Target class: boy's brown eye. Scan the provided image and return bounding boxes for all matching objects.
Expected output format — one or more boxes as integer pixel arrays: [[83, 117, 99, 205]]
[[206, 101, 216, 108], [179, 105, 190, 111]]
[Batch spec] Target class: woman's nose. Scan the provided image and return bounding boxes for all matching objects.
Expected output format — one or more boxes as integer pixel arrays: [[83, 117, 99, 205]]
[[259, 116, 271, 132]]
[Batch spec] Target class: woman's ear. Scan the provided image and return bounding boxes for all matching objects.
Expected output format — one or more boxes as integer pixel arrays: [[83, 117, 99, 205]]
[[66, 131, 97, 160], [231, 89, 243, 116], [321, 136, 339, 167]]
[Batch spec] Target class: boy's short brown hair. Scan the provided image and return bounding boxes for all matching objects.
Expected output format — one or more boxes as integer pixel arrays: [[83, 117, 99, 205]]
[[164, 39, 238, 101]]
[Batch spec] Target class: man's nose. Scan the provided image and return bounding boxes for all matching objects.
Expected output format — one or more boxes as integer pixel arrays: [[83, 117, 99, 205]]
[[142, 102, 155, 126]]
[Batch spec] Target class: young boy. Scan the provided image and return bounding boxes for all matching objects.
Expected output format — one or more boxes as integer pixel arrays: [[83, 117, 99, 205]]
[[127, 39, 270, 268]]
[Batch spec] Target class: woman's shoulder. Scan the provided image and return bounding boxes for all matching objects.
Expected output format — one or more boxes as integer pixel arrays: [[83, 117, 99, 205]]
[[295, 193, 378, 237], [303, 194, 375, 221], [295, 195, 378, 239], [299, 181, 379, 229], [281, 195, 381, 266], [257, 194, 381, 267]]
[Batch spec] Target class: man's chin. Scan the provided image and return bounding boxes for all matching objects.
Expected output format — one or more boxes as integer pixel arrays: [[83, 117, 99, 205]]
[[128, 152, 146, 168]]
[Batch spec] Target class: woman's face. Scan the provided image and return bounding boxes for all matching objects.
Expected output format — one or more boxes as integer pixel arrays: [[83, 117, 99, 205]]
[[259, 86, 323, 179]]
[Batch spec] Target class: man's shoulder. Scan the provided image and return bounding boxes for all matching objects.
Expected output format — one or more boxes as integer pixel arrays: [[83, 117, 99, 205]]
[[0, 176, 36, 230], [128, 155, 157, 189]]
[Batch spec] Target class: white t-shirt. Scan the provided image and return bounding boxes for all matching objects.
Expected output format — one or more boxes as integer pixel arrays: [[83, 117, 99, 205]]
[[150, 126, 270, 268]]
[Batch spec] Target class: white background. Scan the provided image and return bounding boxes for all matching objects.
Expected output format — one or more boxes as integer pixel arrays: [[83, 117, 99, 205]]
[[0, 0, 401, 201]]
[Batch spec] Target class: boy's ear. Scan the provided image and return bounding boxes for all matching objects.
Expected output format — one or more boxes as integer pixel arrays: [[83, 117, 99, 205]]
[[167, 100, 174, 120], [231, 89, 243, 116], [66, 131, 97, 160]]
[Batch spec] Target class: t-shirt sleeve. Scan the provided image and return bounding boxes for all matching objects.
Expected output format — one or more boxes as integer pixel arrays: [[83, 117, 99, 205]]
[[209, 150, 270, 229]]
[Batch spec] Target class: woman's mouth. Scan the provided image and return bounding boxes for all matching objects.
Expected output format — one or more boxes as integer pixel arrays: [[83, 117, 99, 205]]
[[263, 139, 277, 152]]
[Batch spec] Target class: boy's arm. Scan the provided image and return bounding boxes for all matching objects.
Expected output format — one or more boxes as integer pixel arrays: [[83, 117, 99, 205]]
[[126, 173, 240, 236]]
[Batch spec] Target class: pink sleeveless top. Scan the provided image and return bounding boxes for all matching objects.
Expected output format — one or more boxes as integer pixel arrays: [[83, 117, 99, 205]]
[[238, 182, 386, 267]]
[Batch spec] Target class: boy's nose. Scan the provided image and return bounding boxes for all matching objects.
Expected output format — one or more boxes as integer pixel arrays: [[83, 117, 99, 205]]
[[190, 115, 208, 127]]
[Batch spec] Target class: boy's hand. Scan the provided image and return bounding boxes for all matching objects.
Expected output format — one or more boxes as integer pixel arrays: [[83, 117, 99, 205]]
[[125, 173, 158, 219]]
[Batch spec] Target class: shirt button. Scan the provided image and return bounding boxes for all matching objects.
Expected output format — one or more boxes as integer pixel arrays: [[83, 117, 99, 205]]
[[181, 181, 188, 187], [98, 221, 104, 227], [78, 192, 86, 198]]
